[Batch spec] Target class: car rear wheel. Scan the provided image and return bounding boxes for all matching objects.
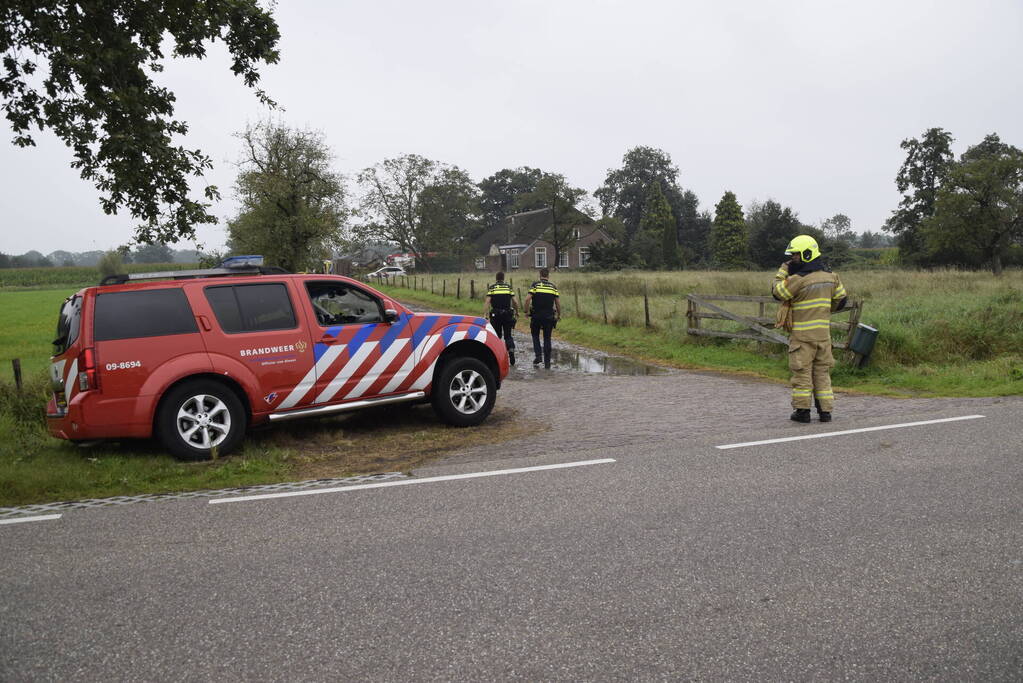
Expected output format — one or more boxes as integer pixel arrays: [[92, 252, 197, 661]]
[[157, 380, 246, 461], [431, 357, 496, 427]]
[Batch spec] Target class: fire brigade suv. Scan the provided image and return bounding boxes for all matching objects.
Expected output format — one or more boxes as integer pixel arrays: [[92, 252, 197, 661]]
[[46, 259, 509, 460]]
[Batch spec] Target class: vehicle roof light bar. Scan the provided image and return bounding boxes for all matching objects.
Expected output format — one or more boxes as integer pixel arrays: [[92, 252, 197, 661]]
[[99, 265, 289, 286]]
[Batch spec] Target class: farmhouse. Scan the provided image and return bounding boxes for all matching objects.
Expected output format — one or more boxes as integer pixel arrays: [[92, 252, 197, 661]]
[[470, 207, 612, 272]]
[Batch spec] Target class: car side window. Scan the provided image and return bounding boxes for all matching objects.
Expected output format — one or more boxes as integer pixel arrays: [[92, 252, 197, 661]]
[[306, 282, 384, 326], [204, 283, 297, 333]]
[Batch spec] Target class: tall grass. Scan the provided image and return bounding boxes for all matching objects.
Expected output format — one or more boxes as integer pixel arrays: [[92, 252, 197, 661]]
[[380, 268, 1023, 377]]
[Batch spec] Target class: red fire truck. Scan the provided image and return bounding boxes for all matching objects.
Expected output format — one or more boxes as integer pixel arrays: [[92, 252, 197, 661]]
[[46, 260, 509, 460]]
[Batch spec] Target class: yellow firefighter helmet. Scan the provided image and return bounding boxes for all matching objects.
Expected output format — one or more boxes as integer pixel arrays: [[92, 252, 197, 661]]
[[784, 234, 821, 262]]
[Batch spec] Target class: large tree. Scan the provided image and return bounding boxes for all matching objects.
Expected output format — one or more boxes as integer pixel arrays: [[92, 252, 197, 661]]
[[357, 154, 479, 267], [226, 123, 348, 272], [711, 191, 748, 269], [677, 190, 712, 266], [478, 167, 545, 230], [415, 167, 481, 266], [1, 1, 281, 245], [921, 134, 1023, 275], [885, 127, 955, 265], [595, 146, 685, 248], [632, 182, 678, 269], [512, 173, 589, 269], [746, 199, 801, 269]]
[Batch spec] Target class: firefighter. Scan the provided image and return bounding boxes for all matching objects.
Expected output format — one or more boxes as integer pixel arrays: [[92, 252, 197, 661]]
[[484, 271, 519, 366], [524, 268, 561, 369], [772, 235, 848, 423]]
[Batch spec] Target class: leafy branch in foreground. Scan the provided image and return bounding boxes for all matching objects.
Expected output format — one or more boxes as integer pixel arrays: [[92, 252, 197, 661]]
[[0, 0, 281, 244]]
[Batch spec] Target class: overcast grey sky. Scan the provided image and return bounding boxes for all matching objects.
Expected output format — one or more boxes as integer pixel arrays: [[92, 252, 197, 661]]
[[2, 0, 1022, 255]]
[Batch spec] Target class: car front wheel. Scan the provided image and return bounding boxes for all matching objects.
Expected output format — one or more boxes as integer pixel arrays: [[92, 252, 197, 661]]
[[431, 357, 496, 427]]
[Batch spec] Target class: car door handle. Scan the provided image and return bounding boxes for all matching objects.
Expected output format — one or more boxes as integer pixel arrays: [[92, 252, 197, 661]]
[[319, 334, 341, 345], [197, 315, 212, 332]]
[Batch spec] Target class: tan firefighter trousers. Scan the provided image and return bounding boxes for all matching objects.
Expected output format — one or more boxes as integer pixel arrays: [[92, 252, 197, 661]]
[[788, 338, 835, 411]]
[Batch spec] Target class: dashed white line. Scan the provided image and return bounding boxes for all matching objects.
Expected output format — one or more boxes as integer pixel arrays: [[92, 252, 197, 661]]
[[0, 514, 62, 526], [209, 458, 617, 505], [716, 414, 986, 450]]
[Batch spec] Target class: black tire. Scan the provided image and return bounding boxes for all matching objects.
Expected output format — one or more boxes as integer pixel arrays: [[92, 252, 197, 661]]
[[431, 356, 496, 427], [156, 380, 247, 461]]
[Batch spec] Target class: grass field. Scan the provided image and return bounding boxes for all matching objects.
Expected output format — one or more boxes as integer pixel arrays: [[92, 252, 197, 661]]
[[374, 268, 1023, 397], [2, 268, 1020, 506], [0, 261, 197, 288]]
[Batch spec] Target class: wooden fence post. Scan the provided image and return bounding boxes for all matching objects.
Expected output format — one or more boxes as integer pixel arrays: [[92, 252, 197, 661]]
[[470, 280, 475, 299], [442, 280, 446, 297], [12, 358, 22, 392], [757, 301, 766, 353], [601, 292, 608, 325], [574, 284, 580, 318], [456, 278, 461, 299], [518, 288, 524, 310], [644, 286, 651, 328]]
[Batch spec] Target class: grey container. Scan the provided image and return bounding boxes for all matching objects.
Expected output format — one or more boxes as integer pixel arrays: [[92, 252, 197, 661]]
[[849, 323, 878, 366]]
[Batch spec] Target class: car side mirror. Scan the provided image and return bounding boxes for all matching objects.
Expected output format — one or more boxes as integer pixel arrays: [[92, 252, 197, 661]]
[[384, 308, 399, 323]]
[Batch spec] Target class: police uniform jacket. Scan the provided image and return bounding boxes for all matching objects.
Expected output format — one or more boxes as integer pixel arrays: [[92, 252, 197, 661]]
[[528, 279, 559, 318]]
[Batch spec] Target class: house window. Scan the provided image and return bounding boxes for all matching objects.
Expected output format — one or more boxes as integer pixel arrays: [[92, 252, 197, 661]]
[[579, 246, 590, 267], [474, 257, 486, 270], [558, 250, 569, 268], [535, 247, 547, 268], [507, 249, 520, 269]]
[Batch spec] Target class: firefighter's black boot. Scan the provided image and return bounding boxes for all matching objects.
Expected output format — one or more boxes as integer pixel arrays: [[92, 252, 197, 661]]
[[790, 409, 811, 423], [533, 356, 542, 365], [815, 399, 831, 422], [508, 350, 515, 366]]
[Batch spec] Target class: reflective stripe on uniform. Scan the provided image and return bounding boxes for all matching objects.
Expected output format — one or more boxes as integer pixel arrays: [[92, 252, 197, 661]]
[[814, 390, 834, 398], [791, 297, 831, 310], [528, 285, 559, 295], [774, 281, 793, 300], [833, 285, 847, 299], [790, 319, 830, 330], [792, 389, 812, 396]]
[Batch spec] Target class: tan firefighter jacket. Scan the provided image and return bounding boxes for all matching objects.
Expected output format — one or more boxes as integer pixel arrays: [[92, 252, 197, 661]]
[[772, 262, 848, 342]]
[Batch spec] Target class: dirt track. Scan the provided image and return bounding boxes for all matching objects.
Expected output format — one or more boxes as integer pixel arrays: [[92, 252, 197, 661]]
[[424, 330, 1015, 469]]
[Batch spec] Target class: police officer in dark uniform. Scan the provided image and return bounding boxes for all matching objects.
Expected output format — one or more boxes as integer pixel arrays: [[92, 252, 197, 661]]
[[524, 267, 561, 369], [484, 271, 519, 366]]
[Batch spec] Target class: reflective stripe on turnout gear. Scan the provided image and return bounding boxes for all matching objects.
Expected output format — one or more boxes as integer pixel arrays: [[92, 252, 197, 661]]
[[487, 283, 514, 295]]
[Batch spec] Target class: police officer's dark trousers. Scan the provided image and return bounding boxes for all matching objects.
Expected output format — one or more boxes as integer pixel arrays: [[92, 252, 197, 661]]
[[530, 313, 555, 367], [489, 310, 515, 356]]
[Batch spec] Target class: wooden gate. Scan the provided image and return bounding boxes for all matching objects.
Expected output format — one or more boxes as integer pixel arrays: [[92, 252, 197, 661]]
[[686, 294, 863, 351]]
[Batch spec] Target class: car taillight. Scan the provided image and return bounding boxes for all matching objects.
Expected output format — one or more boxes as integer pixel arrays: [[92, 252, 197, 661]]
[[78, 347, 98, 392]]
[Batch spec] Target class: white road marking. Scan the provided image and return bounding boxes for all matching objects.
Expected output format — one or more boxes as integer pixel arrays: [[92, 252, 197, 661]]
[[0, 514, 62, 526], [716, 414, 986, 450], [209, 458, 616, 505]]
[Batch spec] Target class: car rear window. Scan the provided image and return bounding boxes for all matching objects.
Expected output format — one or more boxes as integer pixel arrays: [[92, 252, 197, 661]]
[[54, 294, 82, 353], [204, 283, 297, 333], [94, 289, 198, 341]]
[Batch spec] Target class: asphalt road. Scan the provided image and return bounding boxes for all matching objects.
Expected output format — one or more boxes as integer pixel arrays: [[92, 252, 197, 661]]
[[2, 369, 1022, 680]]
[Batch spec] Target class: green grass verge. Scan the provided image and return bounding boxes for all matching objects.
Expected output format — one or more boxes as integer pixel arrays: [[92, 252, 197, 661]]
[[373, 281, 1023, 398]]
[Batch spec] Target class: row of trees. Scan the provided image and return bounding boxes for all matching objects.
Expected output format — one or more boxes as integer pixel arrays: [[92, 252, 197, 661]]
[[225, 124, 875, 272], [0, 245, 198, 269], [886, 128, 1023, 274]]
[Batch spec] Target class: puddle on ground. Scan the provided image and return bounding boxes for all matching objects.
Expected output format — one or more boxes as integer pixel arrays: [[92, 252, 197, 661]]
[[510, 332, 668, 376], [543, 347, 667, 375]]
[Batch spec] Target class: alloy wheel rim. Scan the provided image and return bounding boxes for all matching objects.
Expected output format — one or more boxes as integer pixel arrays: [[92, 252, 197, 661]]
[[176, 394, 231, 449], [449, 370, 487, 414]]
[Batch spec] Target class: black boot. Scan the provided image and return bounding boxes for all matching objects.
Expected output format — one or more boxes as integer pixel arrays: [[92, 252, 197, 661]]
[[815, 399, 831, 422], [533, 356, 542, 365], [790, 409, 811, 423], [508, 351, 515, 366]]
